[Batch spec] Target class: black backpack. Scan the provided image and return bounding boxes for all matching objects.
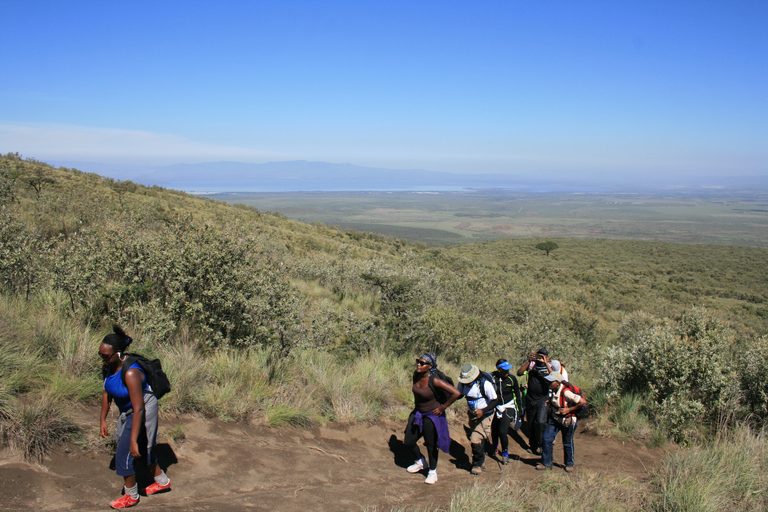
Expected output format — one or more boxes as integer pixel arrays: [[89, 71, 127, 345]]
[[428, 370, 456, 405], [120, 354, 171, 400]]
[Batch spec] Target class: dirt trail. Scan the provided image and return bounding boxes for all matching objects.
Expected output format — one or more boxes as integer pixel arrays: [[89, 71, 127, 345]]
[[0, 406, 661, 511]]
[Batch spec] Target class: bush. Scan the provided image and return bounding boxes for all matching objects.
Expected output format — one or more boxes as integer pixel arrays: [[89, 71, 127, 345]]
[[741, 335, 768, 420], [599, 308, 737, 440]]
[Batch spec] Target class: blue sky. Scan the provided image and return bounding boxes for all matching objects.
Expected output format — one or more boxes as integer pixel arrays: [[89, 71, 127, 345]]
[[1, 0, 766, 180]]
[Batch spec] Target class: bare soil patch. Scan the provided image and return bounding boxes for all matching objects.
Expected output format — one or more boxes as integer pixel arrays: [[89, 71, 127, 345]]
[[0, 405, 661, 511]]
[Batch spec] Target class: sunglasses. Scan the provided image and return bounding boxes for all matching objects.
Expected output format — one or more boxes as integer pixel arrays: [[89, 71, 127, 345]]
[[99, 351, 116, 362], [416, 360, 429, 366]]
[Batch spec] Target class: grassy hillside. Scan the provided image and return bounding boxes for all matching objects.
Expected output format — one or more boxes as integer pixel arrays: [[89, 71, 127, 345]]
[[2, 153, 768, 461]]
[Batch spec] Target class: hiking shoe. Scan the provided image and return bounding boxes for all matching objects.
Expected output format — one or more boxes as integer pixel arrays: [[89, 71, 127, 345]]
[[470, 465, 483, 475], [110, 494, 139, 509], [501, 454, 509, 465], [535, 464, 552, 471], [424, 472, 438, 484], [565, 466, 574, 473], [406, 459, 426, 473], [145, 480, 171, 495]]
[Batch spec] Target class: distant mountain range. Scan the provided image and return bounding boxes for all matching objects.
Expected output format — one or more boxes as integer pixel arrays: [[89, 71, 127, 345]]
[[49, 159, 768, 193]]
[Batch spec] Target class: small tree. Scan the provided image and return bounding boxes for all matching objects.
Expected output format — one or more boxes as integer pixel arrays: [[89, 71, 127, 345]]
[[535, 241, 559, 256]]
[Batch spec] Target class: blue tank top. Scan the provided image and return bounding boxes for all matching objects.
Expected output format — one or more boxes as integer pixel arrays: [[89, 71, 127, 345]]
[[104, 363, 147, 412]]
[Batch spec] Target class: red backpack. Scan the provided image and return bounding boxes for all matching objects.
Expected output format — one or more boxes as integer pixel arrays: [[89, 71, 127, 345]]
[[558, 382, 587, 419]]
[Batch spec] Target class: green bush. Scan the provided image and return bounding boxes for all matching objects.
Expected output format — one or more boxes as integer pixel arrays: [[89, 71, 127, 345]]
[[600, 308, 737, 440]]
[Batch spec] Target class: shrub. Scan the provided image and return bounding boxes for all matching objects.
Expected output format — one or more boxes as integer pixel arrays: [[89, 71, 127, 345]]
[[741, 335, 768, 420], [599, 308, 737, 440]]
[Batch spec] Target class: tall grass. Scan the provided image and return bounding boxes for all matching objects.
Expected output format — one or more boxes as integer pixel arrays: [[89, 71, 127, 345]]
[[651, 425, 768, 512], [291, 349, 411, 422], [432, 424, 768, 512], [1, 393, 80, 461], [438, 472, 645, 512], [199, 348, 275, 421]]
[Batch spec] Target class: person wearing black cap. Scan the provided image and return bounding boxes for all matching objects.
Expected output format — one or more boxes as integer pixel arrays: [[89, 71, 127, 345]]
[[491, 359, 522, 465], [517, 348, 553, 455]]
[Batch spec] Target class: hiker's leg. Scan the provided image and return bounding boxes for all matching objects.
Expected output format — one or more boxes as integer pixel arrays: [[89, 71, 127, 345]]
[[469, 415, 492, 468], [563, 421, 576, 468], [404, 412, 424, 460], [470, 443, 485, 470], [113, 416, 140, 502], [490, 415, 500, 453], [422, 416, 439, 470], [531, 400, 547, 452], [498, 409, 514, 454], [541, 421, 557, 468], [143, 394, 159, 468], [115, 415, 137, 479]]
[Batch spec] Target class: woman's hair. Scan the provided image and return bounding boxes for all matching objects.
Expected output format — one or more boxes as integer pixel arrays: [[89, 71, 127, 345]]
[[101, 324, 133, 353], [496, 358, 508, 367]]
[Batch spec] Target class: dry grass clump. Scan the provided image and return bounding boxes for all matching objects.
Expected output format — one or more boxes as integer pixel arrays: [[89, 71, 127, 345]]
[[650, 424, 768, 512], [439, 471, 645, 512], [294, 349, 410, 422], [0, 393, 80, 461], [263, 403, 315, 428]]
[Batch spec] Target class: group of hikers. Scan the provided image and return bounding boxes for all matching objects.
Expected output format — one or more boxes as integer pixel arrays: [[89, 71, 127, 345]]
[[97, 324, 587, 509], [404, 349, 587, 484]]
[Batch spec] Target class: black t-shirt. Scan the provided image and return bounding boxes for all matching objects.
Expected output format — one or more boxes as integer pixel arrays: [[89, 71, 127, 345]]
[[525, 362, 550, 400], [492, 371, 521, 406]]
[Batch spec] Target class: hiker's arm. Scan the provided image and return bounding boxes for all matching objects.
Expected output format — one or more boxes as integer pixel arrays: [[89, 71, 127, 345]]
[[99, 391, 112, 438], [559, 393, 586, 416], [126, 368, 145, 458], [478, 381, 500, 417], [542, 354, 553, 373], [517, 358, 532, 376], [512, 376, 522, 408], [432, 378, 462, 416]]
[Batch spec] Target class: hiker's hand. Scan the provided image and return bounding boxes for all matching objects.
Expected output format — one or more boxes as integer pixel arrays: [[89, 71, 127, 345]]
[[100, 420, 109, 438], [474, 409, 483, 419], [433, 406, 445, 416], [130, 441, 140, 458], [558, 408, 569, 416]]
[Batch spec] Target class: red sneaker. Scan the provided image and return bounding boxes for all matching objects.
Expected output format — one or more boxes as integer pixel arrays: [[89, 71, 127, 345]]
[[145, 480, 172, 495], [110, 494, 139, 509]]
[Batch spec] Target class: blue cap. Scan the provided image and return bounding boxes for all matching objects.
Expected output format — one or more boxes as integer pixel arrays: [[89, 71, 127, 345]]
[[497, 361, 512, 370]]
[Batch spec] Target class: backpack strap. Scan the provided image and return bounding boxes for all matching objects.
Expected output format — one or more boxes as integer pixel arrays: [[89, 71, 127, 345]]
[[120, 354, 146, 391]]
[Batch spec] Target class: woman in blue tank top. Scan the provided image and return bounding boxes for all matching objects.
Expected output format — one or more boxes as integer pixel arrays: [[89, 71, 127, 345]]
[[99, 325, 171, 509]]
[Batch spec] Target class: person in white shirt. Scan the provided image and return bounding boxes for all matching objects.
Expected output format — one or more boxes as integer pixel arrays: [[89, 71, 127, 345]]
[[457, 363, 499, 475]]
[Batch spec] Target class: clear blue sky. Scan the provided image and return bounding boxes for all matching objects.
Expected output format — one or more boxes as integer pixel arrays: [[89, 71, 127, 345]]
[[1, 0, 766, 180]]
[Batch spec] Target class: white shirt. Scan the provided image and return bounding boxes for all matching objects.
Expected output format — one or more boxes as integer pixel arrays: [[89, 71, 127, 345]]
[[458, 377, 497, 411]]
